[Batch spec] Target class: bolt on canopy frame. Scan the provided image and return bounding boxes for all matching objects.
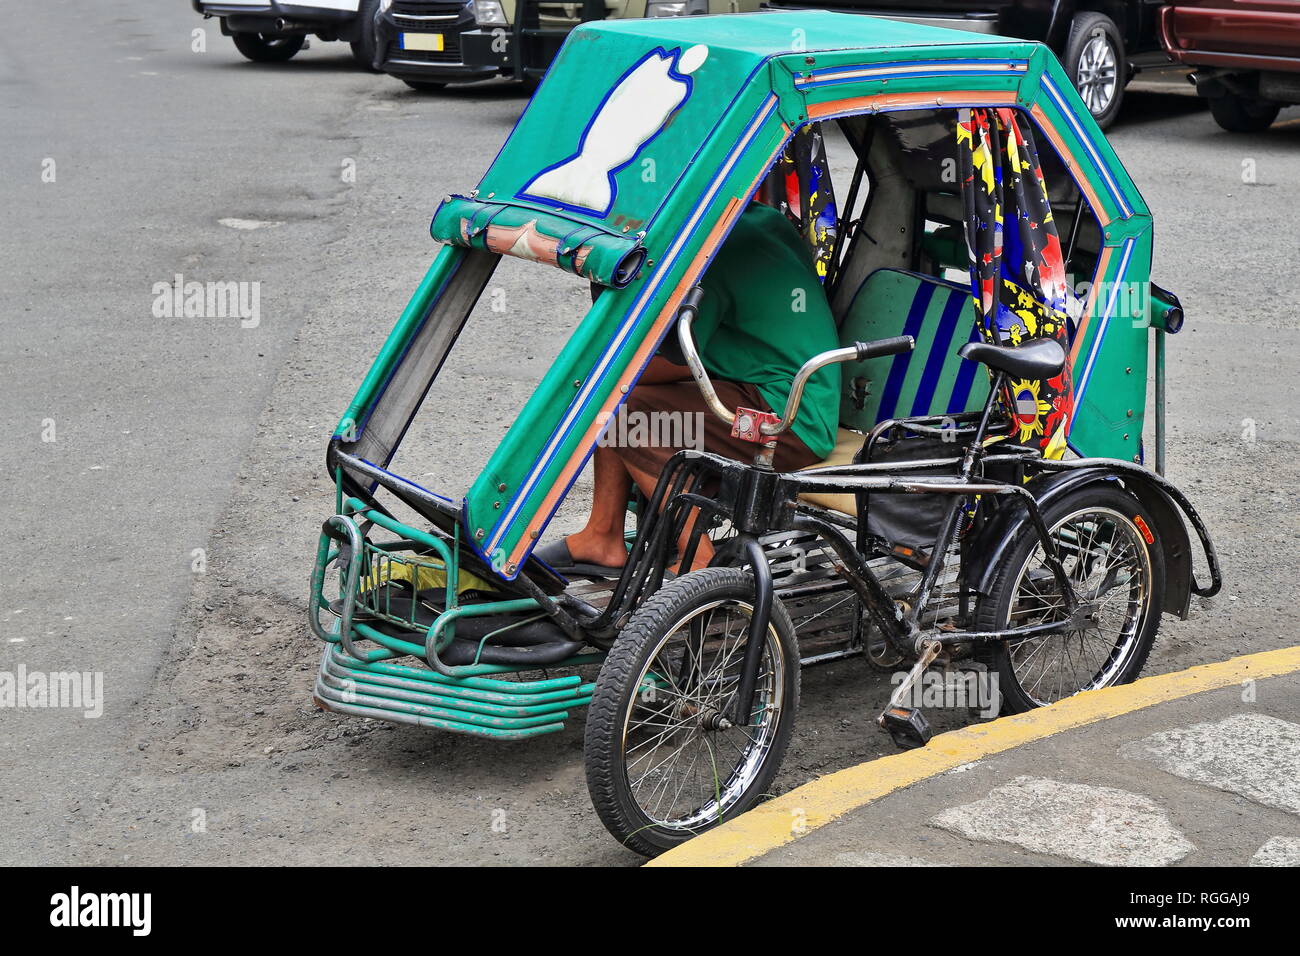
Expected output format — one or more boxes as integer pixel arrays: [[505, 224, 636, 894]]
[[329, 11, 1170, 590]]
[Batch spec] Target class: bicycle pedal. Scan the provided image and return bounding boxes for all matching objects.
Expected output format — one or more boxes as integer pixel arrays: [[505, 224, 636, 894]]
[[878, 705, 932, 751]]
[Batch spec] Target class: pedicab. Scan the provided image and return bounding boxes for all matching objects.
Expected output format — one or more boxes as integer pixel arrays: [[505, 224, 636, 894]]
[[308, 10, 1221, 856]]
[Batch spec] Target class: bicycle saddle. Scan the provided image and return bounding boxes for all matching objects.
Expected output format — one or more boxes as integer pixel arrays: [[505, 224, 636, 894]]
[[958, 337, 1066, 381]]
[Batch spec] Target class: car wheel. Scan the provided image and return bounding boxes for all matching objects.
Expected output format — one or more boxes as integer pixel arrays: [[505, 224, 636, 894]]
[[1065, 13, 1124, 130], [231, 32, 306, 63], [350, 0, 382, 72], [1208, 90, 1281, 133], [402, 79, 447, 92]]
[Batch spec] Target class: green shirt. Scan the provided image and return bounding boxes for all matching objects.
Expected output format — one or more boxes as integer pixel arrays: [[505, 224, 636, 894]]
[[692, 204, 840, 460]]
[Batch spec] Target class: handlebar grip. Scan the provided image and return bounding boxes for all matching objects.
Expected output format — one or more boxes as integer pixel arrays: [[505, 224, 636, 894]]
[[678, 285, 705, 321], [854, 335, 915, 362]]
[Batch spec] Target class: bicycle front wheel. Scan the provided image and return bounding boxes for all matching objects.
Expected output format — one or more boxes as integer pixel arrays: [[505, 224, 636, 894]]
[[584, 567, 800, 857]]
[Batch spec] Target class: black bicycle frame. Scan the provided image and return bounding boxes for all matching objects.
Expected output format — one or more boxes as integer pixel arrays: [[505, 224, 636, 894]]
[[596, 376, 1088, 726]]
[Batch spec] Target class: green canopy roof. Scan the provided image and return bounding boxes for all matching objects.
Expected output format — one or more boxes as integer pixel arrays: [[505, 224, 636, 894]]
[[475, 12, 1016, 239], [344, 12, 1155, 578]]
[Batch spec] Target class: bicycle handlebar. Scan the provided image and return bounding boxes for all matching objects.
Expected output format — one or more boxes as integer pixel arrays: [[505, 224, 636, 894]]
[[676, 286, 737, 425], [852, 335, 915, 362], [675, 285, 915, 438], [769, 336, 913, 436]]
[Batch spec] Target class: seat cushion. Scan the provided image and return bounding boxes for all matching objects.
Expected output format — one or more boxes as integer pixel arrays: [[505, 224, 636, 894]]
[[796, 427, 865, 515], [958, 337, 1066, 382], [794, 269, 994, 518]]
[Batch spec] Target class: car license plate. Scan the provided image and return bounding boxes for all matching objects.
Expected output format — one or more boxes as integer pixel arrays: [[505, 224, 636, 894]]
[[400, 33, 444, 52]]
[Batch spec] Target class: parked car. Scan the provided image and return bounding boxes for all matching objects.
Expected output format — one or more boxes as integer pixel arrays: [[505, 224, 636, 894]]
[[374, 0, 493, 90], [375, 0, 764, 91], [1159, 1, 1300, 131], [191, 0, 382, 67], [764, 1, 1172, 128]]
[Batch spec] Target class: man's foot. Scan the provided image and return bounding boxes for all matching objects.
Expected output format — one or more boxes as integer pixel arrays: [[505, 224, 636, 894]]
[[534, 533, 627, 579], [563, 530, 629, 570]]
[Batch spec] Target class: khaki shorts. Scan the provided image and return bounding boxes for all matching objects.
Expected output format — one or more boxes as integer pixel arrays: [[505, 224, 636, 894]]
[[609, 379, 822, 477]]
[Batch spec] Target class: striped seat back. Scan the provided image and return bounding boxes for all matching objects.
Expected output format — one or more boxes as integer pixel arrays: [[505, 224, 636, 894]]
[[837, 269, 989, 431]]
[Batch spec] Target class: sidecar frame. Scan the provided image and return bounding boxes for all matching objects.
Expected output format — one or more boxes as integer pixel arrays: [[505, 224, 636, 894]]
[[310, 11, 1212, 740]]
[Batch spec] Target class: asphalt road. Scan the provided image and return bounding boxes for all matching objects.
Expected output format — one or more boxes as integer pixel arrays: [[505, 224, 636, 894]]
[[1, 5, 1297, 865]]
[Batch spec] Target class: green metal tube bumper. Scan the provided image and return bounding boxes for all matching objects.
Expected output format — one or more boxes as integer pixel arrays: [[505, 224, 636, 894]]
[[313, 645, 597, 740], [309, 503, 601, 740]]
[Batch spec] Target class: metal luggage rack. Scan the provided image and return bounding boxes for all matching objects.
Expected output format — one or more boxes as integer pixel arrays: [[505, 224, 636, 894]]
[[308, 497, 600, 740]]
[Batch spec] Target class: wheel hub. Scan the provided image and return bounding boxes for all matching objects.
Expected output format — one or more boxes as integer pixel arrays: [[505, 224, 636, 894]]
[[1077, 33, 1118, 115], [1067, 601, 1102, 630], [699, 709, 733, 732]]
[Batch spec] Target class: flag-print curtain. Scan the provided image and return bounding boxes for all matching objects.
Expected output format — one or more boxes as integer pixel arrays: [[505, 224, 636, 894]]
[[957, 107, 1074, 459], [775, 126, 839, 283]]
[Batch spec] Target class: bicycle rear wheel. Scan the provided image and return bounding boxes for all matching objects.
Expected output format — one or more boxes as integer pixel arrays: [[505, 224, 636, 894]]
[[978, 486, 1166, 714]]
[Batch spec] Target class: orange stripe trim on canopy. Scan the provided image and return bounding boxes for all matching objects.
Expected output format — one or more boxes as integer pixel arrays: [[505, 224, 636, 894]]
[[1030, 103, 1113, 228], [1069, 243, 1114, 370], [807, 89, 1011, 120]]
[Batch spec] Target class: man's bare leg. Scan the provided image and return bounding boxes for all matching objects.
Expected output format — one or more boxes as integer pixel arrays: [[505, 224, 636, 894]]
[[562, 366, 706, 572], [624, 461, 715, 573], [563, 450, 715, 572], [562, 442, 634, 569]]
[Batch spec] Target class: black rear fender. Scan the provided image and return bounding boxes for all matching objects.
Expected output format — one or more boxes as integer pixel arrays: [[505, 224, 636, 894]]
[[967, 463, 1221, 620]]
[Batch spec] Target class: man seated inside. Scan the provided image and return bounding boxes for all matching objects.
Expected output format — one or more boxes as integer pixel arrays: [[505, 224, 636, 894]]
[[538, 178, 841, 577]]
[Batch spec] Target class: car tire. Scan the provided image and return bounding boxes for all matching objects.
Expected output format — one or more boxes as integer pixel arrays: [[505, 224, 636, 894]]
[[1064, 12, 1125, 130], [402, 79, 447, 92], [350, 0, 382, 72], [1208, 90, 1281, 133], [231, 32, 306, 63]]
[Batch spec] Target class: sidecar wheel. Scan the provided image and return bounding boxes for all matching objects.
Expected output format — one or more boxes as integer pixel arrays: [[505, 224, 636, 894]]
[[978, 486, 1166, 715], [585, 567, 799, 857]]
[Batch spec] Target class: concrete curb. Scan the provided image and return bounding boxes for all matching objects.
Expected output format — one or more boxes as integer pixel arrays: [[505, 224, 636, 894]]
[[647, 645, 1300, 867]]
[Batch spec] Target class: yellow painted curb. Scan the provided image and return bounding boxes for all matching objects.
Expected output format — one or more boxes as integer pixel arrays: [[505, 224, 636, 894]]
[[647, 644, 1300, 867]]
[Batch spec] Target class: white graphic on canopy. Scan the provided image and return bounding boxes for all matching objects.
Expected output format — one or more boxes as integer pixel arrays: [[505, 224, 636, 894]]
[[520, 44, 709, 216]]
